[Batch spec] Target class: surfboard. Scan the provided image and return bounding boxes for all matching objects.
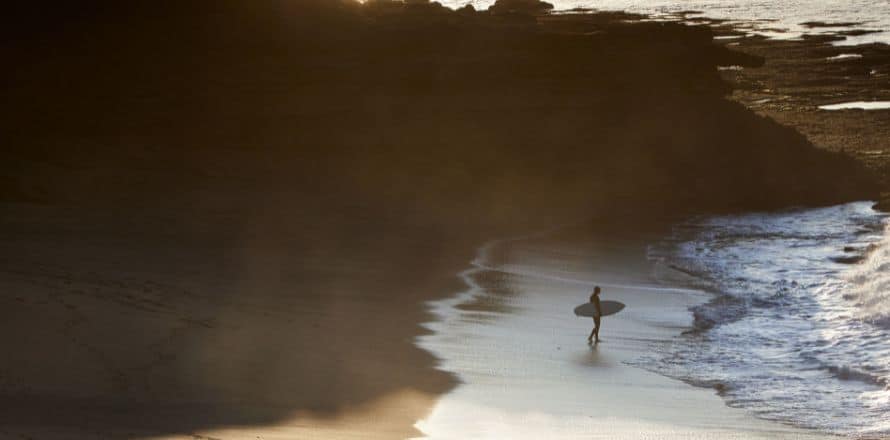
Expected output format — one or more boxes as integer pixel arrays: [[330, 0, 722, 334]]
[[574, 300, 625, 317]]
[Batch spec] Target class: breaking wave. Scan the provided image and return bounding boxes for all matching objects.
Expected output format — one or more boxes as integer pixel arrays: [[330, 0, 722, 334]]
[[640, 201, 890, 436]]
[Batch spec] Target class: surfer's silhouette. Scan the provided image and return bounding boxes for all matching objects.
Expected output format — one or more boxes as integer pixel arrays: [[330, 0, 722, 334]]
[[588, 286, 603, 343]]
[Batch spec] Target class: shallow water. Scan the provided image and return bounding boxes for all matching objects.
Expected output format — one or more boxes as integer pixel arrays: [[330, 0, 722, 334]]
[[819, 101, 890, 110], [826, 54, 864, 61], [644, 201, 890, 436], [439, 0, 890, 45]]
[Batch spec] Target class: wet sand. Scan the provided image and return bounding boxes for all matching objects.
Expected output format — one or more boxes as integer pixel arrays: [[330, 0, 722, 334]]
[[414, 227, 835, 439]]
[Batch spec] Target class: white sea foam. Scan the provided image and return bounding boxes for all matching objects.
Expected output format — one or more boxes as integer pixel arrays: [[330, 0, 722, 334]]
[[820, 101, 890, 110], [827, 53, 864, 61], [643, 201, 890, 435], [846, 229, 890, 325]]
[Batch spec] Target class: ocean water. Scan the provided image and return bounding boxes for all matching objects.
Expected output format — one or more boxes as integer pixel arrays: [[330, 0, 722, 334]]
[[643, 201, 890, 436], [438, 0, 890, 45]]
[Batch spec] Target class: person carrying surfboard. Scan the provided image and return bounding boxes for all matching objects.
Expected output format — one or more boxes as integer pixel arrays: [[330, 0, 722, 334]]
[[588, 286, 603, 343], [574, 289, 623, 342]]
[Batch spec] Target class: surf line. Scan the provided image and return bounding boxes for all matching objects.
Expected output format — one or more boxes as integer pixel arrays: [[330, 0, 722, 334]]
[[470, 230, 698, 295], [421, 219, 684, 337], [420, 222, 585, 337]]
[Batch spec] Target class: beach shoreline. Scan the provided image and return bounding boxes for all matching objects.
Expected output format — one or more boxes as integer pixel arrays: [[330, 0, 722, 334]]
[[412, 223, 840, 439]]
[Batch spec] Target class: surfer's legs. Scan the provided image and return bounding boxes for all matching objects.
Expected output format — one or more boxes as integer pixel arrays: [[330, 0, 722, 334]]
[[588, 317, 601, 343]]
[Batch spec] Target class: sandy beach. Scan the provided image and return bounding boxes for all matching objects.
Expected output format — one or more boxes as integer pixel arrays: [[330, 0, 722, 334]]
[[0, 198, 474, 439], [412, 225, 838, 439], [0, 215, 840, 440]]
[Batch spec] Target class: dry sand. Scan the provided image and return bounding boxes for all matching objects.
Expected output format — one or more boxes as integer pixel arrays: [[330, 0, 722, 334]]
[[0, 199, 473, 440]]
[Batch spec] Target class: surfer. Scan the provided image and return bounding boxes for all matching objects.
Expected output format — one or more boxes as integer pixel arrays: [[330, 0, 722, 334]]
[[588, 286, 602, 343]]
